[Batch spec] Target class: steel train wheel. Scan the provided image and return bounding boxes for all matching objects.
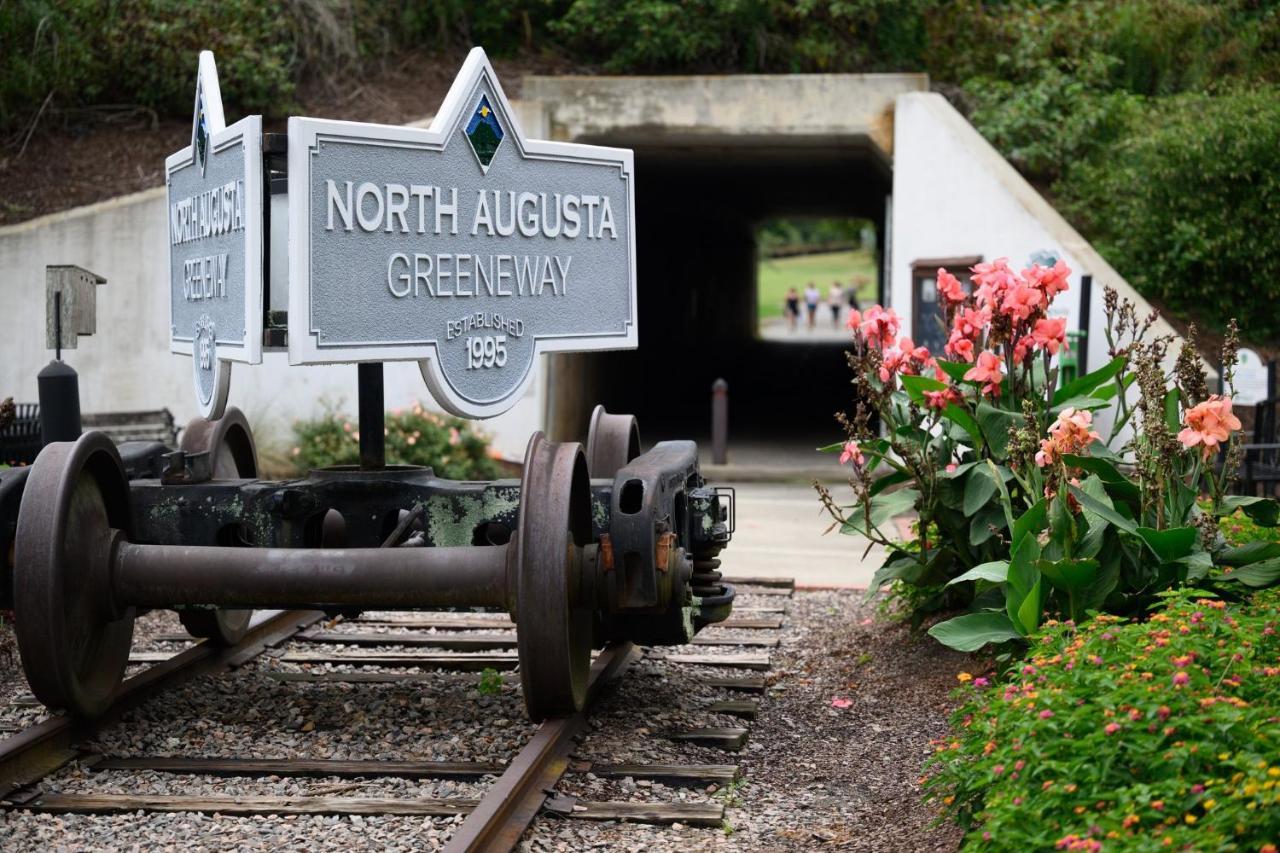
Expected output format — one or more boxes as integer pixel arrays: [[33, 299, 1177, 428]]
[[14, 432, 136, 717], [515, 432, 594, 720], [177, 407, 258, 645], [585, 405, 641, 479]]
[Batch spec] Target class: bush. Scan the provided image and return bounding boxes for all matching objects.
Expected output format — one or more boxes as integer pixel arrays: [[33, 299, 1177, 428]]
[[820, 257, 1280, 652], [0, 1, 298, 134], [1059, 88, 1280, 343], [926, 589, 1280, 850], [291, 403, 502, 481]]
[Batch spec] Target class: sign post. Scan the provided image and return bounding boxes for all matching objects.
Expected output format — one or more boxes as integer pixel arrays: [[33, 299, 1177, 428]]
[[287, 47, 636, 419], [165, 51, 264, 419]]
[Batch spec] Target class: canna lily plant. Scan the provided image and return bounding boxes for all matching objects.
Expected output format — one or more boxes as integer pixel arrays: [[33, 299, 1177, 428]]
[[817, 258, 1280, 651]]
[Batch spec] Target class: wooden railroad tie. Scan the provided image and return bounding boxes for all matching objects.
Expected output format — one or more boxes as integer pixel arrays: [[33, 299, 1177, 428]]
[[568, 762, 739, 786], [661, 653, 771, 671], [7, 793, 478, 817], [704, 675, 767, 693], [707, 699, 758, 720], [87, 756, 505, 779], [720, 576, 796, 590], [669, 727, 750, 751], [274, 652, 519, 671], [557, 800, 725, 827]]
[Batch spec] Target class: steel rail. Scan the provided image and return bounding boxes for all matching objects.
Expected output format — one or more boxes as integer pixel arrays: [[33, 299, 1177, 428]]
[[445, 641, 641, 853], [0, 609, 321, 800]]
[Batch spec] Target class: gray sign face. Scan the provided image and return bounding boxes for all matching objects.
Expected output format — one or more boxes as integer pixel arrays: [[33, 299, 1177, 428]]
[[288, 48, 636, 418]]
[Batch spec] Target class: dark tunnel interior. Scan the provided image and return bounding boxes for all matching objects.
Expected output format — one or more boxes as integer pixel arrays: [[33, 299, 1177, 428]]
[[548, 140, 890, 452]]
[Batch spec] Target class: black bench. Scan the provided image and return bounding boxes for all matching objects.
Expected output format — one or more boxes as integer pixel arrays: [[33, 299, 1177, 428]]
[[0, 405, 178, 466], [1238, 395, 1280, 497]]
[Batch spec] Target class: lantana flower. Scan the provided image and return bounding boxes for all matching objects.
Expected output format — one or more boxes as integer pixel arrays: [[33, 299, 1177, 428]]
[[1177, 395, 1242, 459]]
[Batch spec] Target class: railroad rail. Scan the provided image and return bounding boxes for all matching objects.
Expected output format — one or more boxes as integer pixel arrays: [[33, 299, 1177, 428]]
[[0, 577, 794, 849]]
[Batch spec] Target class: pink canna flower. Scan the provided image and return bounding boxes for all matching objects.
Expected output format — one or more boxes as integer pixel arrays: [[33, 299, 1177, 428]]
[[964, 350, 1005, 397], [1031, 316, 1069, 354], [879, 347, 907, 383], [945, 332, 976, 363], [936, 268, 967, 304], [924, 385, 963, 411], [1023, 260, 1072, 302], [858, 306, 901, 349], [1001, 283, 1044, 321], [839, 440, 865, 466], [1035, 408, 1102, 466], [845, 308, 862, 333], [1178, 395, 1242, 460]]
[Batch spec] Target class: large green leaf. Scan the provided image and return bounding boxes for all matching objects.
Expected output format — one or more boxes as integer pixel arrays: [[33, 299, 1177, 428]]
[[869, 469, 912, 497], [1219, 496, 1280, 527], [928, 611, 1023, 651], [1075, 475, 1111, 558], [841, 489, 920, 538], [934, 359, 971, 383], [1222, 557, 1280, 588], [1039, 558, 1100, 591], [946, 560, 1010, 587], [1178, 551, 1213, 583], [1070, 484, 1138, 534], [1052, 356, 1126, 406], [1049, 395, 1114, 415], [1060, 454, 1141, 510], [1136, 526, 1197, 563], [1218, 542, 1280, 566], [976, 402, 1019, 459], [1012, 499, 1048, 550], [969, 503, 1006, 545], [963, 465, 998, 516], [1006, 535, 1043, 636], [866, 551, 925, 594], [1164, 389, 1181, 432], [941, 404, 983, 447], [900, 373, 948, 405]]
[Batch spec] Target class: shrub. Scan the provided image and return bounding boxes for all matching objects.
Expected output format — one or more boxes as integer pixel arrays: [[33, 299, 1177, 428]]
[[818, 258, 1280, 651], [926, 589, 1280, 850], [1059, 88, 1280, 343], [291, 403, 501, 481]]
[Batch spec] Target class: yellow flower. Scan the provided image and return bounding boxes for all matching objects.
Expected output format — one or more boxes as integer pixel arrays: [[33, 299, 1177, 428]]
[[1184, 814, 1197, 825], [1202, 799, 1216, 811], [957, 672, 973, 683], [1269, 767, 1280, 777]]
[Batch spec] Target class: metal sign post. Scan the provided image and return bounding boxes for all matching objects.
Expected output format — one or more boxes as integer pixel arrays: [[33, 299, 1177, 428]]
[[164, 51, 264, 420], [287, 47, 637, 419]]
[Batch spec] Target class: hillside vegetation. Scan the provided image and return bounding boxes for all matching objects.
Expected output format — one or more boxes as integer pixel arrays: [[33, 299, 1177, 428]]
[[2, 0, 1277, 343]]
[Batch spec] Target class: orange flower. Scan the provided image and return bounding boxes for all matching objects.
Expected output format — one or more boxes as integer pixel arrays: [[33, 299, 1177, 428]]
[[1178, 395, 1242, 459]]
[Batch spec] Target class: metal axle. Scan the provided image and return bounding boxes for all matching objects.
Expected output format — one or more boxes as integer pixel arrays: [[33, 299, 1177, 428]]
[[112, 537, 519, 612]]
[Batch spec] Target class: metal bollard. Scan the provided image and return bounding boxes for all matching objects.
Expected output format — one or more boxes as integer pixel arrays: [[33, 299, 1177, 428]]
[[37, 359, 81, 445], [711, 378, 728, 465]]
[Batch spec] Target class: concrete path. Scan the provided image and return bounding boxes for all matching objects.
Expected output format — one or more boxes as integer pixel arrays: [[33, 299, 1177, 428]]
[[719, 481, 883, 589]]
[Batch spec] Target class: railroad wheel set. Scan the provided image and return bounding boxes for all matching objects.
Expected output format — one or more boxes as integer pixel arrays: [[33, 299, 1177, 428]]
[[3, 405, 735, 722]]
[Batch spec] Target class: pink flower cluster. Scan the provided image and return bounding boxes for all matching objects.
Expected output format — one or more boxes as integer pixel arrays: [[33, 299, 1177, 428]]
[[938, 258, 1071, 369], [1177, 395, 1242, 460], [846, 305, 939, 388], [1035, 408, 1103, 467]]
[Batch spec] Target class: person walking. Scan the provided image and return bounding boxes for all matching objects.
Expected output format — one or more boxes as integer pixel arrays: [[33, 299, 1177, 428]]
[[828, 281, 843, 329], [804, 282, 820, 330], [784, 287, 801, 332]]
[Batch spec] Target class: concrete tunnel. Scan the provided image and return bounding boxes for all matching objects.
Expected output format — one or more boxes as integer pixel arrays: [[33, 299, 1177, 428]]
[[519, 73, 928, 451]]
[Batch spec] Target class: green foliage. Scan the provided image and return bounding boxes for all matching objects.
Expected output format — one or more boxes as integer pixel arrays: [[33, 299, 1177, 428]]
[[926, 589, 1280, 850], [290, 403, 501, 480], [1060, 88, 1280, 342], [477, 667, 503, 695], [0, 1, 298, 133]]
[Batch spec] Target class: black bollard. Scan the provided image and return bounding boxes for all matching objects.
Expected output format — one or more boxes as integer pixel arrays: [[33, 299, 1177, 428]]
[[711, 378, 728, 465], [37, 360, 82, 445]]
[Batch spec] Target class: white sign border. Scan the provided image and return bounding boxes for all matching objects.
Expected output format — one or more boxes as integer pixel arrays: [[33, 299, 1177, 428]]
[[164, 53, 264, 367], [286, 46, 638, 418]]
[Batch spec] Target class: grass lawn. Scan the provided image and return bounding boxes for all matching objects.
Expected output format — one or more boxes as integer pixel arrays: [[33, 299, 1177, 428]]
[[757, 249, 878, 320]]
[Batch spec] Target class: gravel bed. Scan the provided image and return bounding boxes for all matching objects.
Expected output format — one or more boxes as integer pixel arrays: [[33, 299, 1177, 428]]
[[0, 609, 192, 731], [522, 589, 967, 851]]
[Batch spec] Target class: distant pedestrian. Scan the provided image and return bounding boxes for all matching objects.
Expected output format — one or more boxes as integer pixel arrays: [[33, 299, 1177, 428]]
[[846, 284, 860, 316], [804, 282, 820, 330], [784, 287, 801, 332], [828, 282, 843, 328]]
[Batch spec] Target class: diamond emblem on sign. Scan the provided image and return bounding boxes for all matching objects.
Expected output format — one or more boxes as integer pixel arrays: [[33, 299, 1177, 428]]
[[464, 95, 504, 172], [193, 83, 211, 177]]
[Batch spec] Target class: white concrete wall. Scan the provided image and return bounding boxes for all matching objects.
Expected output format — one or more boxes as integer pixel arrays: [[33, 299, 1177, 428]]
[[889, 92, 1193, 436], [0, 188, 545, 461]]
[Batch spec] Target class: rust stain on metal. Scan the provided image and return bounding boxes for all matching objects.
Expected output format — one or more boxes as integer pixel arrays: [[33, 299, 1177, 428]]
[[598, 533, 614, 572], [655, 531, 676, 573]]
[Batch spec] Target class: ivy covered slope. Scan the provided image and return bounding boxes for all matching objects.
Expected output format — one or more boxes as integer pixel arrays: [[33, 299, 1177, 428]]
[[818, 256, 1280, 651]]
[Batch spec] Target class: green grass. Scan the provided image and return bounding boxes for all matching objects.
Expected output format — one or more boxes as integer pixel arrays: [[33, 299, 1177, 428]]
[[756, 249, 877, 320]]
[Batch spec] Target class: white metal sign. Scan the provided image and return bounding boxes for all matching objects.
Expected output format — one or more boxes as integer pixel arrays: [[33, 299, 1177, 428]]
[[287, 47, 637, 419], [165, 51, 263, 419]]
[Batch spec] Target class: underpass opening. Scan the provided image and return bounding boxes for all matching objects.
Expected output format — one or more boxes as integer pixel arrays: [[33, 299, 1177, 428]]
[[548, 141, 889, 464]]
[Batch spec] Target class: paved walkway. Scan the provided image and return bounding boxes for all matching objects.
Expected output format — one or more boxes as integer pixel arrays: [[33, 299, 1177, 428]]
[[719, 481, 882, 589]]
